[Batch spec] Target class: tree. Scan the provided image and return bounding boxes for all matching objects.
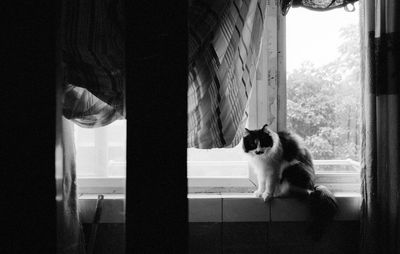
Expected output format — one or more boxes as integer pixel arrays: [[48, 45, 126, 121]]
[[287, 24, 360, 161]]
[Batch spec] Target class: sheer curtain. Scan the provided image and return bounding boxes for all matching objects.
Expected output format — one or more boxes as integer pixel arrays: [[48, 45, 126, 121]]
[[57, 0, 125, 253], [360, 0, 400, 253], [188, 0, 268, 148]]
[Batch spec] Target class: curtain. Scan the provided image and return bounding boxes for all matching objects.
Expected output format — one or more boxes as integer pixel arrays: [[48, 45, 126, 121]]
[[57, 0, 125, 253], [62, 0, 125, 128], [360, 0, 400, 253], [63, 84, 123, 128], [188, 0, 267, 148], [281, 0, 359, 15], [56, 116, 87, 254]]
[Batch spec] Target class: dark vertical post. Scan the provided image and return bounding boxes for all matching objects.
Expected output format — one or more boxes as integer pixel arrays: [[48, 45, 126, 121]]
[[126, 1, 188, 253], [0, 1, 57, 253]]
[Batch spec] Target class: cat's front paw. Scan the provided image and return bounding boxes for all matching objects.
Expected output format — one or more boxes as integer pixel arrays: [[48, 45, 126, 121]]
[[262, 192, 273, 202], [253, 190, 263, 198]]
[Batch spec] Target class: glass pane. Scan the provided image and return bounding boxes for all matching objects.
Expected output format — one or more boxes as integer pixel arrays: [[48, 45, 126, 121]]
[[74, 120, 126, 177], [286, 3, 360, 173], [187, 145, 248, 177]]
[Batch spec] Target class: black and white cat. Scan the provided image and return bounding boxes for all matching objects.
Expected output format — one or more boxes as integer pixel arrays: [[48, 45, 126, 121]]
[[242, 124, 338, 239]]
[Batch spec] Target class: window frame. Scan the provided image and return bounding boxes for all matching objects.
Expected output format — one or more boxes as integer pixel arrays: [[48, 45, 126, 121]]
[[188, 162, 360, 194], [187, 5, 361, 195], [75, 4, 361, 196], [77, 177, 125, 194], [75, 120, 126, 195]]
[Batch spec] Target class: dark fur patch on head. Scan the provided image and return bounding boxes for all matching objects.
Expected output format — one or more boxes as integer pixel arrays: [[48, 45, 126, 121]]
[[242, 127, 273, 153]]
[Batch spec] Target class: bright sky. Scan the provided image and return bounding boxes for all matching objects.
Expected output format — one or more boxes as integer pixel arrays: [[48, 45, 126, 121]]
[[286, 2, 359, 72]]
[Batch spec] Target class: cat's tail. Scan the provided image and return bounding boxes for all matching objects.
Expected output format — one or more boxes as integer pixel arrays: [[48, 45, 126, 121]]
[[307, 185, 338, 241]]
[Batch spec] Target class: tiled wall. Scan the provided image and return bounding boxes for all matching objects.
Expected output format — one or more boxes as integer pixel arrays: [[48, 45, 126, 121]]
[[79, 197, 125, 254], [189, 194, 361, 254], [188, 193, 361, 222], [78, 194, 360, 254], [189, 221, 359, 254], [80, 220, 359, 254], [82, 223, 125, 254]]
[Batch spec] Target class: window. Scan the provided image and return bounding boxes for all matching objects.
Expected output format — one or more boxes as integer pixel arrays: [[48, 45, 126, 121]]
[[286, 2, 361, 192], [74, 120, 126, 194], [188, 3, 361, 194]]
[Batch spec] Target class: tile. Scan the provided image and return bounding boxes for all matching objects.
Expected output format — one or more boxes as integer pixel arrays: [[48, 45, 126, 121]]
[[223, 197, 270, 222], [189, 222, 222, 254], [269, 243, 314, 254], [270, 195, 361, 222], [334, 195, 361, 221], [82, 223, 125, 254], [269, 222, 313, 244], [269, 221, 360, 254], [312, 221, 360, 254], [79, 199, 98, 223], [79, 198, 125, 223], [101, 199, 125, 223], [270, 198, 310, 221], [94, 224, 125, 254], [222, 222, 268, 254], [189, 197, 222, 222]]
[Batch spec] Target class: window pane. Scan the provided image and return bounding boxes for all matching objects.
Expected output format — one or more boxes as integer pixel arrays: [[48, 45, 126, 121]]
[[74, 120, 126, 177], [286, 4, 360, 172], [187, 145, 248, 177]]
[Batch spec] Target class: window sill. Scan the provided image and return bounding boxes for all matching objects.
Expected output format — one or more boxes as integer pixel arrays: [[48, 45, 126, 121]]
[[77, 177, 125, 194], [188, 173, 360, 194], [188, 192, 360, 222]]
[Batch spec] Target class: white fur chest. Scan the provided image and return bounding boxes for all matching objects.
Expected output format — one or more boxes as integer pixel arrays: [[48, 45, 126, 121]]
[[248, 155, 277, 174], [248, 155, 295, 180]]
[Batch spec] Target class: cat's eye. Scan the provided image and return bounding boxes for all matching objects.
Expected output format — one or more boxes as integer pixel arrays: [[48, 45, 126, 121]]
[[250, 138, 259, 149]]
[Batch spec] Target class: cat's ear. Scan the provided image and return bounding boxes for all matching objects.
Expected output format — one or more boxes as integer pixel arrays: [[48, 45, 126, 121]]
[[262, 124, 269, 133], [244, 128, 251, 135]]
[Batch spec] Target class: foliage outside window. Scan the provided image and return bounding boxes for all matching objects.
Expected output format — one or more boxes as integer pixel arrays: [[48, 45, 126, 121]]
[[286, 4, 360, 173]]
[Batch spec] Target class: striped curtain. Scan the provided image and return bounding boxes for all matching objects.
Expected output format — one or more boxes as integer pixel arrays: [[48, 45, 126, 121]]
[[360, 0, 400, 253], [57, 0, 125, 253], [188, 0, 267, 148], [61, 0, 125, 128]]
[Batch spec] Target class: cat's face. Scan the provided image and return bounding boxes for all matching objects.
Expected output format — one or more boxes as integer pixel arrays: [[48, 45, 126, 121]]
[[242, 125, 274, 156]]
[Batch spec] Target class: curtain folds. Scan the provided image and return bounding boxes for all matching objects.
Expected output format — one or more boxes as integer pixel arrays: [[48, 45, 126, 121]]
[[63, 84, 124, 128], [56, 116, 87, 254], [188, 0, 268, 148], [281, 0, 359, 16], [62, 0, 125, 128], [57, 0, 125, 253], [360, 0, 400, 253]]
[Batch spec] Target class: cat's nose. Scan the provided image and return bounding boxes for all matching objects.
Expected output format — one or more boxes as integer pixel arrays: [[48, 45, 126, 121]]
[[255, 151, 263, 155]]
